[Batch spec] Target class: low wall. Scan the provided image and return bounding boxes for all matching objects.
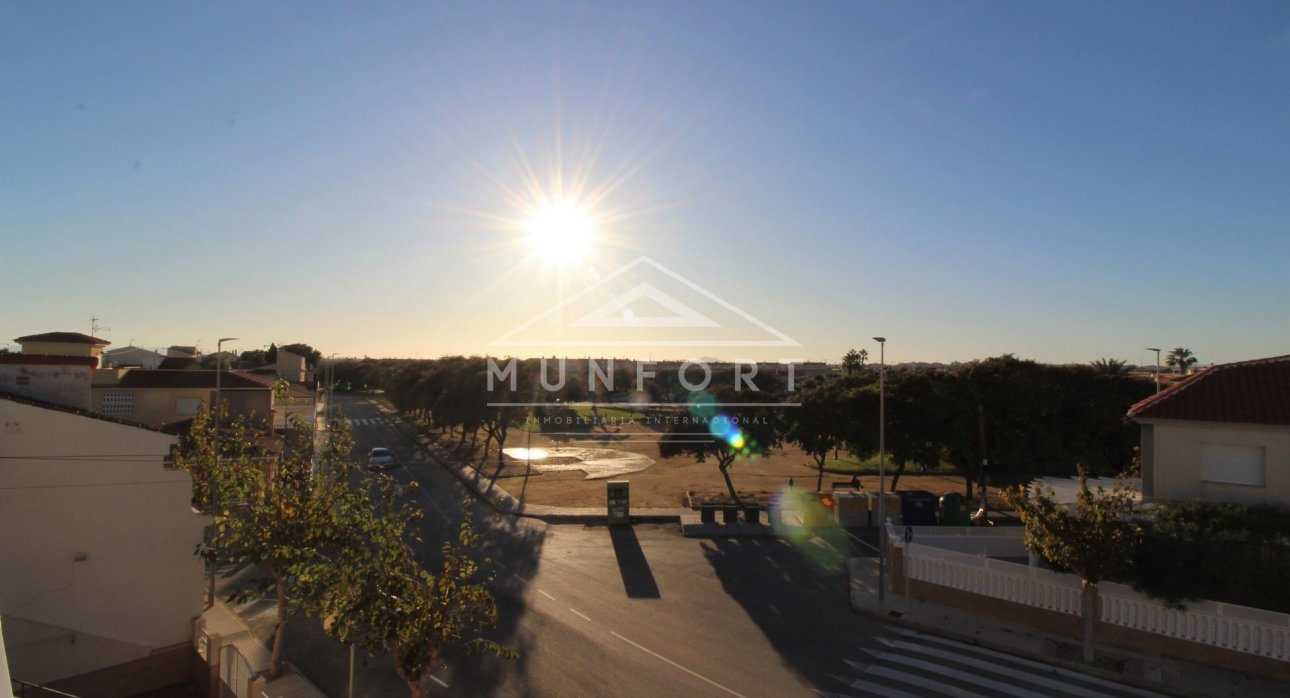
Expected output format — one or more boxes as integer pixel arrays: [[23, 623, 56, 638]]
[[45, 643, 192, 697], [888, 528, 1290, 681]]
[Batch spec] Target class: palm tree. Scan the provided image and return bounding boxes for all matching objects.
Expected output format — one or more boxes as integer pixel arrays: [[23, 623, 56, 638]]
[[1165, 347, 1198, 375], [1090, 358, 1130, 376]]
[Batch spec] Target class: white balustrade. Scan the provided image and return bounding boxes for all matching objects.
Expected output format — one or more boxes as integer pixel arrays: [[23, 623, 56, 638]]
[[890, 524, 1290, 661]]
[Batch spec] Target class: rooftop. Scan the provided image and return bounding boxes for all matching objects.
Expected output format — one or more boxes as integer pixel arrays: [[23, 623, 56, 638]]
[[0, 355, 100, 367], [116, 369, 271, 390], [0, 389, 168, 433], [1127, 354, 1290, 427], [14, 331, 111, 346]]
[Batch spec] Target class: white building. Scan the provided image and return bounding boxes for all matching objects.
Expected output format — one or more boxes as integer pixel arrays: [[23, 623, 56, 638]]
[[0, 389, 206, 694]]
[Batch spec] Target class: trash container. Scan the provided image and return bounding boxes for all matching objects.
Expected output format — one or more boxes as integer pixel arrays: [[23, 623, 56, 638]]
[[834, 491, 869, 527], [607, 481, 630, 525], [803, 493, 839, 528], [867, 492, 903, 527], [700, 505, 716, 524], [744, 506, 761, 524], [898, 490, 938, 526], [938, 492, 970, 525], [722, 506, 740, 524]]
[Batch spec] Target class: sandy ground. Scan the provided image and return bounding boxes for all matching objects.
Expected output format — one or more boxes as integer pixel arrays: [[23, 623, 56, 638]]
[[423, 417, 1012, 511]]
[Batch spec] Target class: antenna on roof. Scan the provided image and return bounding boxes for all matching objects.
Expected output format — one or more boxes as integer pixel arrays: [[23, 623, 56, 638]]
[[91, 316, 111, 337]]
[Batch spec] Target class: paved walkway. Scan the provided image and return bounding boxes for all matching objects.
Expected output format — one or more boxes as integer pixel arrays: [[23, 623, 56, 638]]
[[848, 557, 1290, 698]]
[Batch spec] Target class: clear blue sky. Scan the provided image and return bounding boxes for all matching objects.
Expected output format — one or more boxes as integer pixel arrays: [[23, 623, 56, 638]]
[[3, 1, 1288, 366]]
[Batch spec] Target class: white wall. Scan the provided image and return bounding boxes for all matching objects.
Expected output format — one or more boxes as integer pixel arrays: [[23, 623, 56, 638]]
[[0, 364, 92, 410], [0, 399, 207, 683], [1144, 419, 1290, 507]]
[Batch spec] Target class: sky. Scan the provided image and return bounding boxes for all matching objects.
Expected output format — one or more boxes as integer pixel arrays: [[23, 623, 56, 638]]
[[2, 1, 1288, 367]]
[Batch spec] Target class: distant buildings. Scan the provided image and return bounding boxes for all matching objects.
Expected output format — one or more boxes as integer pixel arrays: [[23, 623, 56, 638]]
[[104, 345, 165, 369]]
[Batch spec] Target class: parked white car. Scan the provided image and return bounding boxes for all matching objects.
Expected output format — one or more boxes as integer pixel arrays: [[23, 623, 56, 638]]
[[367, 447, 395, 470]]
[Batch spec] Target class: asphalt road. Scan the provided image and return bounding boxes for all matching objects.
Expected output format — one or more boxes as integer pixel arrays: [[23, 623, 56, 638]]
[[219, 394, 1166, 698]]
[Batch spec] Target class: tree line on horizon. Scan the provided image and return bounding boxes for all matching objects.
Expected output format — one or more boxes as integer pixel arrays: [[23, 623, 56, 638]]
[[333, 354, 1154, 502]]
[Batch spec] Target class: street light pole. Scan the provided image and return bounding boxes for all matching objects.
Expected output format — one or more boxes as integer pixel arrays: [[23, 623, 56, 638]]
[[1146, 347, 1161, 394], [873, 336, 887, 616], [208, 337, 238, 609]]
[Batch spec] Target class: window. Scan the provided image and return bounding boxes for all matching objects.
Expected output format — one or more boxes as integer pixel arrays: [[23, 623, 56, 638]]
[[176, 398, 202, 415], [101, 391, 134, 415], [1200, 444, 1265, 487]]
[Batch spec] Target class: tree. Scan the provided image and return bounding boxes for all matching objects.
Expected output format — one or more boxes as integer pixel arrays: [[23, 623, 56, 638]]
[[659, 389, 783, 504], [184, 411, 373, 677], [786, 378, 847, 491], [319, 514, 516, 697], [1165, 347, 1197, 375], [842, 348, 868, 375], [279, 342, 323, 368], [1090, 357, 1129, 376], [1002, 466, 1140, 663]]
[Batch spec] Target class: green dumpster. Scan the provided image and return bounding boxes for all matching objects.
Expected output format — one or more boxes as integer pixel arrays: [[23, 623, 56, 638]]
[[938, 492, 970, 525]]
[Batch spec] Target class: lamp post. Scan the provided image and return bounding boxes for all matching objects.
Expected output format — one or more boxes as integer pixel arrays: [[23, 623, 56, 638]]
[[873, 336, 887, 615], [1146, 347, 1161, 394], [207, 337, 237, 609]]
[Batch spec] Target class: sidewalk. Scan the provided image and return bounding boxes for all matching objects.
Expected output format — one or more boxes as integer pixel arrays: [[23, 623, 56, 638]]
[[848, 557, 1290, 698]]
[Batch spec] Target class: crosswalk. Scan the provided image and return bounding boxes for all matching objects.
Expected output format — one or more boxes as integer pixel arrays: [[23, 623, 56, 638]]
[[823, 627, 1169, 698], [347, 416, 394, 427]]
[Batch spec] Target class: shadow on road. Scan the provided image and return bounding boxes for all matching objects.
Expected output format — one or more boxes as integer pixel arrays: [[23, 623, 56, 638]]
[[609, 525, 661, 599], [699, 529, 869, 691]]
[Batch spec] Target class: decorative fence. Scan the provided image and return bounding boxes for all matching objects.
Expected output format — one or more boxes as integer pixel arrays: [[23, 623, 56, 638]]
[[889, 524, 1290, 661]]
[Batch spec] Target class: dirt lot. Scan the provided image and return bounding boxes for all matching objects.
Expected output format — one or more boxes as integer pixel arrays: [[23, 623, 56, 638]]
[[419, 415, 1012, 512]]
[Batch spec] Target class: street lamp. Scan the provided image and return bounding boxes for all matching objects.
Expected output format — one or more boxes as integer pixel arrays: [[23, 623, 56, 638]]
[[207, 337, 237, 609], [215, 338, 239, 417], [1146, 347, 1161, 394], [874, 336, 887, 615]]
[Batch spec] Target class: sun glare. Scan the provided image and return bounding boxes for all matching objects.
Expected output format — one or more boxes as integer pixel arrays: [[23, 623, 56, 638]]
[[525, 200, 595, 265]]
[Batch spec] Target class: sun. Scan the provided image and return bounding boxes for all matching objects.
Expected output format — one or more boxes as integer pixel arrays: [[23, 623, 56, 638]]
[[524, 199, 595, 265]]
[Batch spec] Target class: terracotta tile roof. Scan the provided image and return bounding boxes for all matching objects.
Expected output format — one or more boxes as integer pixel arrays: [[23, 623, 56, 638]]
[[115, 370, 271, 390], [1127, 354, 1290, 427], [14, 332, 111, 346], [0, 355, 100, 367]]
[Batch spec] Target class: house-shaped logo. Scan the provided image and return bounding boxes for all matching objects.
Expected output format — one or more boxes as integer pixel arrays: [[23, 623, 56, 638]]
[[491, 256, 799, 349]]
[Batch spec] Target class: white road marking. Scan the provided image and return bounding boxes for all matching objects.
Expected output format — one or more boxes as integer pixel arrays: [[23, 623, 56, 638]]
[[838, 676, 923, 698], [569, 608, 592, 622], [851, 663, 989, 698], [538, 589, 556, 601], [878, 638, 1115, 698], [512, 572, 529, 583], [885, 628, 1171, 697], [429, 674, 449, 688], [399, 463, 451, 524], [611, 631, 747, 698], [859, 649, 1049, 698]]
